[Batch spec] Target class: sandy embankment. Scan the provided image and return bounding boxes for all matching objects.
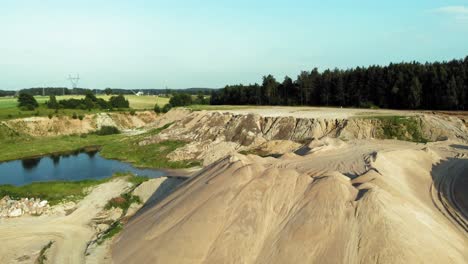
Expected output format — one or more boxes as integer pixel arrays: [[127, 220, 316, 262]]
[[0, 178, 132, 264], [113, 138, 468, 264]]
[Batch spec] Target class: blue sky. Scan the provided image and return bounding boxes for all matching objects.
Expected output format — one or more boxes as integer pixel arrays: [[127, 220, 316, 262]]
[[1, 0, 467, 90]]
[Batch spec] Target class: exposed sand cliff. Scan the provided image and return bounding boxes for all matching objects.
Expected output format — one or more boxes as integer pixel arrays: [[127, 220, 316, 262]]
[[140, 108, 468, 166], [1, 111, 157, 137]]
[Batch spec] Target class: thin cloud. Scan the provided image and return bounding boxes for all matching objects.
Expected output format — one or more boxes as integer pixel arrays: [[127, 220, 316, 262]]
[[434, 5, 468, 20]]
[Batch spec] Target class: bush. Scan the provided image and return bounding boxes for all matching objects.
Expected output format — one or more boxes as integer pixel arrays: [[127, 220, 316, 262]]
[[96, 126, 120, 135], [78, 115, 84, 120], [72, 113, 78, 119], [154, 104, 161, 114], [162, 103, 172, 113], [48, 113, 53, 119], [17, 93, 38, 110], [46, 95, 59, 109], [130, 109, 136, 116], [169, 93, 192, 107], [109, 95, 129, 108]]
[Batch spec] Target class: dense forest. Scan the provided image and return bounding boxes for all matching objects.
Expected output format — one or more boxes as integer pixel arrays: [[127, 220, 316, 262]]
[[211, 57, 468, 110]]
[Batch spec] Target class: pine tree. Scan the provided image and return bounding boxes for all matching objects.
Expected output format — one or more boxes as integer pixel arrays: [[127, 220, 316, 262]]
[[408, 77, 422, 109]]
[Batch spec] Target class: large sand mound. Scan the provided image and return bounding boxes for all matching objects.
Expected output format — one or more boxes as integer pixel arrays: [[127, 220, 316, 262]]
[[113, 139, 468, 263]]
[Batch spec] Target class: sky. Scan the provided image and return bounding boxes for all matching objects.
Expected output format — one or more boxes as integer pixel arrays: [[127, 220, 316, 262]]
[[1, 0, 467, 90]]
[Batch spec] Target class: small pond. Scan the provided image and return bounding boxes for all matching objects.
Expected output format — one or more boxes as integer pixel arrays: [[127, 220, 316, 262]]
[[0, 151, 169, 186]]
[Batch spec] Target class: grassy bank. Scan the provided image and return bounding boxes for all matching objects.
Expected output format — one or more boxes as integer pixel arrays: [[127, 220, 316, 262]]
[[0, 133, 121, 162], [366, 116, 428, 143], [0, 122, 199, 168], [100, 135, 200, 169], [0, 174, 145, 205]]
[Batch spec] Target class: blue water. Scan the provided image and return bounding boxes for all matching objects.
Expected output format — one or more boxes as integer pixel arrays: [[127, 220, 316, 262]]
[[0, 151, 168, 186]]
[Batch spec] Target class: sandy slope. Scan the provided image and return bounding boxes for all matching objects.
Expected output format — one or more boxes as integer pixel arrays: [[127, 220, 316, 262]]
[[0, 179, 131, 264], [113, 139, 468, 264]]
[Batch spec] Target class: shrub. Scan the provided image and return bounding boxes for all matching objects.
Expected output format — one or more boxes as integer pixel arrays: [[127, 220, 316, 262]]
[[130, 109, 136, 116], [48, 113, 53, 119], [78, 115, 84, 120], [96, 126, 120, 135], [17, 93, 38, 110], [109, 95, 130, 108], [72, 113, 78, 119], [154, 104, 161, 114], [46, 95, 59, 109], [162, 103, 172, 113], [169, 93, 192, 107], [105, 193, 141, 212]]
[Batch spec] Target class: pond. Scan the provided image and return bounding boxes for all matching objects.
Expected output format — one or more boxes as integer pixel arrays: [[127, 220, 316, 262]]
[[0, 151, 170, 186]]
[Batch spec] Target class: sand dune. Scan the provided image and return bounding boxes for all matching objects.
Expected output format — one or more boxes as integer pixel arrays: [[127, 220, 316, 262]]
[[113, 139, 468, 264]]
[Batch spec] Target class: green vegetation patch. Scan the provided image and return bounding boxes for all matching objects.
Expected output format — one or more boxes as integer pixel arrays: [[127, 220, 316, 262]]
[[97, 221, 123, 245], [0, 133, 121, 162], [95, 126, 120, 136], [100, 139, 200, 169], [105, 192, 141, 213], [0, 123, 26, 140], [368, 116, 428, 143], [147, 122, 173, 135], [0, 174, 143, 205]]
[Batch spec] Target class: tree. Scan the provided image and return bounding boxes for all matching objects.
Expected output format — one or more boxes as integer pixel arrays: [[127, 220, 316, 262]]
[[444, 76, 458, 109], [104, 88, 113, 95], [335, 75, 345, 106], [162, 103, 172, 113], [408, 77, 422, 109], [169, 93, 192, 107], [281, 76, 295, 105], [17, 93, 38, 110], [261, 75, 279, 105], [46, 95, 59, 109], [154, 104, 162, 113], [109, 95, 130, 108]]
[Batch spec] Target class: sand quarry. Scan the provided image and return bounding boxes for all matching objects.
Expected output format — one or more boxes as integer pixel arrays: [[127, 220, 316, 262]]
[[1, 107, 467, 263]]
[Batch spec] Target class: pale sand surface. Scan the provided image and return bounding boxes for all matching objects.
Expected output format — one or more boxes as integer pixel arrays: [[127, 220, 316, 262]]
[[215, 106, 420, 119], [113, 139, 468, 264]]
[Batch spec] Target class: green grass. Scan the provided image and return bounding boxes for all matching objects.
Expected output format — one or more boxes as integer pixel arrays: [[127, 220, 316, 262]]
[[100, 139, 200, 169], [367, 116, 428, 143], [97, 221, 123, 245], [0, 174, 145, 205], [0, 133, 121, 162], [0, 121, 198, 169], [0, 95, 168, 120]]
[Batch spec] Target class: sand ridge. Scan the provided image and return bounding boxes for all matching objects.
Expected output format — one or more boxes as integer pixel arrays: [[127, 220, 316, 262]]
[[113, 139, 468, 264]]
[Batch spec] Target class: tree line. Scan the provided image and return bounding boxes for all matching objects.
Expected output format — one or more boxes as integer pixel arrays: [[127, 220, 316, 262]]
[[11, 87, 214, 96], [47, 93, 129, 110], [210, 56, 468, 110]]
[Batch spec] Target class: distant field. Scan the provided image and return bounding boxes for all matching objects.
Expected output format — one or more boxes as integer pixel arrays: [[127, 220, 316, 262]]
[[0, 95, 168, 109], [0, 95, 169, 120]]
